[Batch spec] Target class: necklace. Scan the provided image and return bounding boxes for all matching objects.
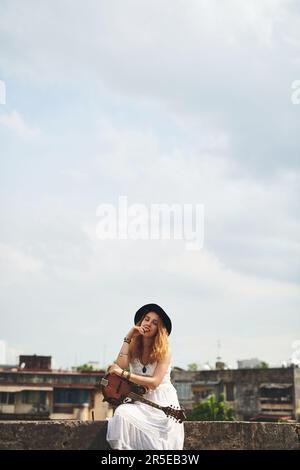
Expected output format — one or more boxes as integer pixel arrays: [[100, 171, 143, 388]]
[[140, 358, 147, 373], [140, 355, 149, 373]]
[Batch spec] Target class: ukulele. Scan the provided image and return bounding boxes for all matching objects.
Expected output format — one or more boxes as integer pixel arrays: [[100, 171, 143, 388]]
[[100, 372, 186, 423]]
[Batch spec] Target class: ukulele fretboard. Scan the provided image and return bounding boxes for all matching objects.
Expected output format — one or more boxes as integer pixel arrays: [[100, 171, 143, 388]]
[[128, 392, 164, 411]]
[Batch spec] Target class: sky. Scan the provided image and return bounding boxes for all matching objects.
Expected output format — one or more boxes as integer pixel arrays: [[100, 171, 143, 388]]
[[0, 0, 299, 370]]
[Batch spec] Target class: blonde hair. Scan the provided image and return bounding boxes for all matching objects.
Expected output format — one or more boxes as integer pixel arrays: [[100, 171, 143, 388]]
[[128, 314, 170, 364]]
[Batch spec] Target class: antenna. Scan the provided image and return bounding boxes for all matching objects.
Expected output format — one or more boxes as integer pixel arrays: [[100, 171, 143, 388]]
[[217, 338, 221, 361]]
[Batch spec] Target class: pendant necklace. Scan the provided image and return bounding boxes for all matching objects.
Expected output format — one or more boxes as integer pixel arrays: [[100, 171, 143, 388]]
[[141, 347, 151, 373], [141, 356, 148, 373], [141, 359, 147, 373]]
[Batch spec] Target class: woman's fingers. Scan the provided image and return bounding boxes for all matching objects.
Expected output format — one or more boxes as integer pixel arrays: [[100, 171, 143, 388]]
[[141, 325, 150, 334], [132, 325, 150, 336]]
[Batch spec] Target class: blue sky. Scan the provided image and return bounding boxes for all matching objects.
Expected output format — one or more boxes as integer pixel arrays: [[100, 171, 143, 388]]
[[0, 0, 299, 369]]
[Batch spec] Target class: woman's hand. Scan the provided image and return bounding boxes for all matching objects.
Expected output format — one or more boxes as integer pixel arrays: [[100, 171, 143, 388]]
[[107, 363, 123, 376], [127, 324, 150, 339]]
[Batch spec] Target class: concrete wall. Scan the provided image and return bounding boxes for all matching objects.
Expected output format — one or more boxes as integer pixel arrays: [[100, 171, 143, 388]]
[[0, 420, 299, 450]]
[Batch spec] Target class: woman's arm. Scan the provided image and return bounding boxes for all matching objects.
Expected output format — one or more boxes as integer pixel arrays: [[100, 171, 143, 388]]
[[111, 325, 150, 371], [110, 350, 171, 391], [113, 336, 131, 371]]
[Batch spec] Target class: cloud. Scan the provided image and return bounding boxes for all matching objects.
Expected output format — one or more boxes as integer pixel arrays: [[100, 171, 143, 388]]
[[0, 0, 299, 368], [0, 110, 40, 138], [0, 242, 44, 286], [0, 0, 299, 175], [59, 168, 89, 183]]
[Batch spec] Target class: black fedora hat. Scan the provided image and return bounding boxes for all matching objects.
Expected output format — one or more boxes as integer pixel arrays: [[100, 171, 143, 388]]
[[134, 303, 172, 335]]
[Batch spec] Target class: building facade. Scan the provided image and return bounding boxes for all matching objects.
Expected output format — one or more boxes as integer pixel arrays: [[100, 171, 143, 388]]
[[2, 355, 299, 423], [0, 355, 113, 421], [171, 365, 300, 422]]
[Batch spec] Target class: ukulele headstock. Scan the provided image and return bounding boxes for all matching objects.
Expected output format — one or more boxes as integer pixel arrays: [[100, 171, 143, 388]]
[[164, 404, 187, 423]]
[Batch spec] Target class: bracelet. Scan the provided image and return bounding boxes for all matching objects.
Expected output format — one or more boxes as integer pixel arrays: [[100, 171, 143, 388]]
[[124, 337, 132, 344], [121, 369, 125, 377]]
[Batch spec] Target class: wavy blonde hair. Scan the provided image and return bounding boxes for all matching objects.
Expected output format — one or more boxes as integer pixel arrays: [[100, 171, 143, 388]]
[[128, 314, 170, 364]]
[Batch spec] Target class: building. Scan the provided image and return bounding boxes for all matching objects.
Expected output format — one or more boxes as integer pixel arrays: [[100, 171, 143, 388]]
[[0, 355, 113, 421], [171, 364, 300, 422], [237, 358, 263, 369]]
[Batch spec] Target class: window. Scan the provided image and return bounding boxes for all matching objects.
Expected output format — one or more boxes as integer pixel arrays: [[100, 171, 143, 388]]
[[21, 390, 46, 405], [8, 393, 15, 404], [174, 382, 192, 400], [259, 385, 292, 404], [225, 382, 235, 401], [0, 392, 15, 404], [54, 389, 90, 404]]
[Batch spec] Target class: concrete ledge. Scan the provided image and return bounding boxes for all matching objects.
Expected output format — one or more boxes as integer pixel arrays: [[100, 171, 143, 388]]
[[0, 420, 299, 450]]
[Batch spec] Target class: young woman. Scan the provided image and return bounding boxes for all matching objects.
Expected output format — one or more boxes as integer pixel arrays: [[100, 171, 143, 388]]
[[105, 303, 185, 450]]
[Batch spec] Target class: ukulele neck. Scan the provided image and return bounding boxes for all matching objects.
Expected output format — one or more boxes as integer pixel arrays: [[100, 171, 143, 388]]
[[128, 391, 164, 411]]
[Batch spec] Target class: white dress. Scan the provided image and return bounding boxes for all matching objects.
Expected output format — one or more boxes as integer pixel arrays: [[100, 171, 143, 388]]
[[106, 357, 185, 450]]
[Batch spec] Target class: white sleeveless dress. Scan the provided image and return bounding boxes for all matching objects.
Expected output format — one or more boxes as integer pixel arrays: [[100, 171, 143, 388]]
[[106, 357, 185, 450]]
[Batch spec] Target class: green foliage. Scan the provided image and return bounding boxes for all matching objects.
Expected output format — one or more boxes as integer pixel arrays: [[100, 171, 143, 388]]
[[259, 361, 269, 368], [187, 363, 198, 371], [76, 363, 101, 372], [187, 392, 236, 421]]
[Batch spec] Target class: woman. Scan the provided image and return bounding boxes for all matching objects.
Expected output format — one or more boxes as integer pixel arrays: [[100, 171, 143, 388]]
[[105, 303, 185, 450]]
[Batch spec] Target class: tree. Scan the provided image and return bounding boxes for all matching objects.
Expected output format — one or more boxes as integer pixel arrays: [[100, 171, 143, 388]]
[[187, 363, 198, 371], [187, 392, 235, 421], [259, 361, 269, 369], [76, 363, 101, 372]]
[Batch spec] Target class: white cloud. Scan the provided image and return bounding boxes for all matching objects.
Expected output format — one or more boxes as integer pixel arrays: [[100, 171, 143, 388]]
[[59, 168, 89, 182], [0, 110, 40, 138], [0, 0, 299, 368], [0, 242, 44, 286], [6, 345, 25, 365], [0, 0, 296, 112]]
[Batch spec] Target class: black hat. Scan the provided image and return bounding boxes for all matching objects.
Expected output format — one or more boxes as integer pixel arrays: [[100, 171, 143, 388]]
[[134, 303, 172, 335]]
